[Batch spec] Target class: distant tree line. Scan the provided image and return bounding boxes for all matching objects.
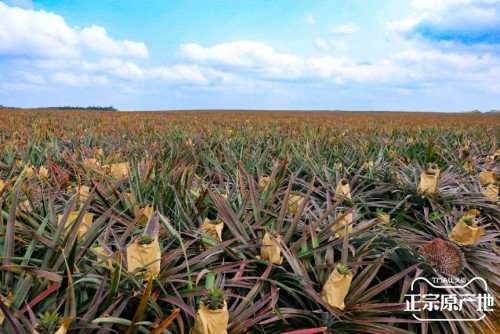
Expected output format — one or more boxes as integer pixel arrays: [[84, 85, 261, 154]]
[[55, 106, 118, 111], [470, 109, 500, 113]]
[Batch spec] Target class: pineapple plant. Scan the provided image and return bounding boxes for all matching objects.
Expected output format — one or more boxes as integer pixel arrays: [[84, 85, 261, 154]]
[[36, 311, 62, 334], [0, 108, 498, 333]]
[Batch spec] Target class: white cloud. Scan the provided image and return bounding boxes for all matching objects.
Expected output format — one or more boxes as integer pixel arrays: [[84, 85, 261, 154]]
[[0, 2, 79, 57], [314, 39, 350, 53], [18, 71, 45, 84], [385, 19, 420, 35], [179, 41, 407, 83], [331, 22, 359, 34], [82, 58, 145, 80], [52, 72, 109, 86], [0, 2, 149, 59], [180, 41, 302, 69], [146, 65, 209, 84], [81, 58, 210, 85], [175, 40, 500, 94], [387, 0, 500, 47], [80, 25, 149, 58]]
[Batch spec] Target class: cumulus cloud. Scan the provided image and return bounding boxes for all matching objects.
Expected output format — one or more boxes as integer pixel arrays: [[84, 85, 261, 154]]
[[331, 22, 359, 34], [1, 1, 497, 109], [0, 2, 149, 59], [81, 58, 210, 85], [314, 39, 350, 52], [175, 39, 500, 95], [82, 58, 145, 80], [388, 0, 500, 47], [147, 65, 209, 84], [80, 25, 149, 58], [52, 72, 109, 86], [180, 41, 302, 69], [0, 2, 79, 57], [18, 72, 45, 84], [178, 41, 408, 83]]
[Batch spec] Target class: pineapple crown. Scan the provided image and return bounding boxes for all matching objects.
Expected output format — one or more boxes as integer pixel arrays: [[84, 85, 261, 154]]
[[0, 283, 11, 297], [426, 163, 438, 174], [137, 234, 154, 245], [37, 311, 62, 334], [336, 264, 351, 275], [463, 216, 475, 226], [201, 288, 226, 310]]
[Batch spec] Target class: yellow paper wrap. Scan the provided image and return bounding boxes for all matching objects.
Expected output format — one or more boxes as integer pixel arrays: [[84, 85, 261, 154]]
[[464, 209, 481, 218], [124, 192, 135, 205], [126, 238, 161, 274], [478, 171, 497, 186], [483, 184, 499, 202], [25, 165, 35, 178], [448, 217, 484, 246], [320, 269, 353, 310], [332, 213, 353, 238], [67, 185, 90, 204], [108, 162, 129, 179], [133, 205, 154, 226], [190, 301, 229, 334], [92, 246, 113, 266], [258, 175, 271, 190], [417, 168, 440, 194], [58, 211, 94, 237], [94, 147, 104, 156], [0, 292, 14, 325], [201, 218, 224, 250], [258, 232, 283, 265], [377, 214, 390, 224], [287, 195, 305, 215], [39, 166, 49, 178], [84, 158, 100, 170], [363, 160, 374, 168], [19, 200, 31, 211], [463, 161, 473, 172], [334, 180, 351, 200], [486, 149, 500, 162]]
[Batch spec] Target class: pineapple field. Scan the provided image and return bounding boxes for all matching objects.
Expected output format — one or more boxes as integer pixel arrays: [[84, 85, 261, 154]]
[[0, 108, 499, 334]]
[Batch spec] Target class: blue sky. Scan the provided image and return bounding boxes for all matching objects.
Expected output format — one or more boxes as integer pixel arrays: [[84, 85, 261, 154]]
[[0, 0, 499, 111]]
